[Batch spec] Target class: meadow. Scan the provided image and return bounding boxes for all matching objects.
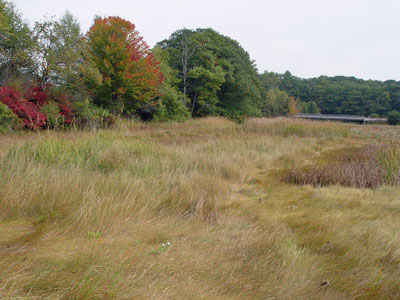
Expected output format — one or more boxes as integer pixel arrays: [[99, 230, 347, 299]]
[[1, 117, 400, 300]]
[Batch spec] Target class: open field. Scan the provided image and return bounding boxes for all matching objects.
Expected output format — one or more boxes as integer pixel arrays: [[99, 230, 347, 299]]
[[1, 117, 400, 300]]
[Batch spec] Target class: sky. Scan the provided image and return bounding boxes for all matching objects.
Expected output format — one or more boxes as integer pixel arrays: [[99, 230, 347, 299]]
[[12, 0, 400, 81]]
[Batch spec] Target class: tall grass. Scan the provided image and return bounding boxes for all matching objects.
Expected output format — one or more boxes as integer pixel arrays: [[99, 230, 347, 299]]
[[2, 118, 400, 300], [243, 117, 351, 138], [377, 141, 400, 185]]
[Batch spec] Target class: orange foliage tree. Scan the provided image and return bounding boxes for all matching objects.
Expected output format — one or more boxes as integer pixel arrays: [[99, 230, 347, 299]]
[[86, 17, 163, 113]]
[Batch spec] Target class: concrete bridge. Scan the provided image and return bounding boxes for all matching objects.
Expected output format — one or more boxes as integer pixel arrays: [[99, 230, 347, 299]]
[[294, 114, 387, 124]]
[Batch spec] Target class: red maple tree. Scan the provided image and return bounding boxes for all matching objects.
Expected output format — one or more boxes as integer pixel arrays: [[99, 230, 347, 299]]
[[86, 16, 163, 113]]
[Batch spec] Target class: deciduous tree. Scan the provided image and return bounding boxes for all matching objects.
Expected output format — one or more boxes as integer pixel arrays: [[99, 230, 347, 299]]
[[86, 17, 162, 114], [0, 0, 34, 84], [288, 96, 299, 116], [151, 45, 189, 121], [159, 28, 262, 120]]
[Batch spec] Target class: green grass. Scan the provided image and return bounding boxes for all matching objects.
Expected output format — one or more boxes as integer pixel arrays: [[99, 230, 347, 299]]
[[1, 117, 400, 299]]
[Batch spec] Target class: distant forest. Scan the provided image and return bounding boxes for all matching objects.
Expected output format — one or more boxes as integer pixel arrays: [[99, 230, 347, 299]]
[[260, 71, 400, 117], [1, 0, 400, 132]]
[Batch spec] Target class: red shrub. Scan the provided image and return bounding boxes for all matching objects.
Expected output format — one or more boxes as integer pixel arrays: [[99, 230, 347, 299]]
[[24, 86, 49, 105], [0, 86, 47, 129], [58, 102, 73, 124], [1, 84, 76, 130], [26, 86, 74, 125], [48, 89, 74, 124]]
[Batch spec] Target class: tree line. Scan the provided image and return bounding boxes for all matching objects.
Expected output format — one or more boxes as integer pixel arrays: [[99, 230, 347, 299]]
[[1, 0, 399, 132], [260, 71, 400, 120]]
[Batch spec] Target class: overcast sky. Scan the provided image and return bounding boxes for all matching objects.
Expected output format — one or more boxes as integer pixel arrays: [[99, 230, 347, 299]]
[[13, 0, 400, 81]]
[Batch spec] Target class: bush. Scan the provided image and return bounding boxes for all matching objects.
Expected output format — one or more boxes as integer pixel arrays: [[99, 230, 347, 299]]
[[0, 86, 47, 129], [73, 98, 94, 120], [0, 85, 75, 130], [0, 102, 21, 133], [387, 110, 400, 125], [24, 85, 49, 105], [40, 101, 61, 128], [72, 99, 115, 129], [27, 86, 74, 126], [145, 87, 189, 122], [154, 93, 189, 122]]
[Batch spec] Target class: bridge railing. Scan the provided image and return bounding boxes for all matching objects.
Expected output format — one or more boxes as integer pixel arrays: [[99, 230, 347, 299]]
[[294, 114, 387, 124]]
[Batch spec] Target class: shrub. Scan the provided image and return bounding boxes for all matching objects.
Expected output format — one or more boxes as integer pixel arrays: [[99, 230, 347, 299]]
[[387, 110, 400, 125], [72, 99, 115, 129], [0, 86, 47, 129], [73, 98, 94, 120], [0, 102, 21, 133], [48, 89, 74, 125], [40, 101, 61, 128], [0, 85, 75, 130], [24, 85, 49, 105], [27, 86, 74, 126], [153, 88, 189, 122]]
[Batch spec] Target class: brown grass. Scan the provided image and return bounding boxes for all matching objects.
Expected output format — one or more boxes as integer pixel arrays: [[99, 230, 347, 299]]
[[283, 143, 400, 188], [1, 117, 400, 299]]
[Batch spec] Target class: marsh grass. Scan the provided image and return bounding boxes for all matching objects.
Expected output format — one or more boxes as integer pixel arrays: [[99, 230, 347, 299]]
[[284, 142, 400, 188], [377, 141, 400, 185], [243, 117, 351, 138], [1, 117, 400, 299]]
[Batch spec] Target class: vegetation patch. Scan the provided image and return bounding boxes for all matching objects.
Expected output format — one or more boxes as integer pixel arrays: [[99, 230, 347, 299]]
[[243, 117, 351, 138], [283, 142, 400, 188]]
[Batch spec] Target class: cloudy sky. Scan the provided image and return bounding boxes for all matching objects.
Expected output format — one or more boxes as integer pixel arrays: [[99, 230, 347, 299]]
[[13, 0, 400, 81]]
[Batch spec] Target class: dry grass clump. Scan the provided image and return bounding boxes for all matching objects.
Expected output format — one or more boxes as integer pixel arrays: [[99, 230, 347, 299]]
[[284, 142, 400, 188], [242, 117, 351, 138]]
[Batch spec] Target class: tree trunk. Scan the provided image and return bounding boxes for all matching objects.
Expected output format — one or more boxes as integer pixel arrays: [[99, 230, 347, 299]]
[[180, 34, 198, 107], [181, 37, 188, 104], [191, 94, 197, 117]]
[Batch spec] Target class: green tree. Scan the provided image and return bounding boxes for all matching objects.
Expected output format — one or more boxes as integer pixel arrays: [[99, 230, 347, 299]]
[[188, 65, 225, 116], [262, 88, 289, 117], [32, 17, 62, 89], [0, 0, 34, 84], [309, 101, 321, 114], [259, 71, 281, 91], [387, 110, 400, 125], [159, 28, 262, 120], [31, 12, 86, 93], [54, 12, 85, 92], [151, 45, 189, 121], [0, 1, 9, 34], [300, 100, 321, 114]]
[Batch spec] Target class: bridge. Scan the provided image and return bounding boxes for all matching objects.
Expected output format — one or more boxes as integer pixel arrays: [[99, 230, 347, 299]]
[[294, 114, 387, 124]]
